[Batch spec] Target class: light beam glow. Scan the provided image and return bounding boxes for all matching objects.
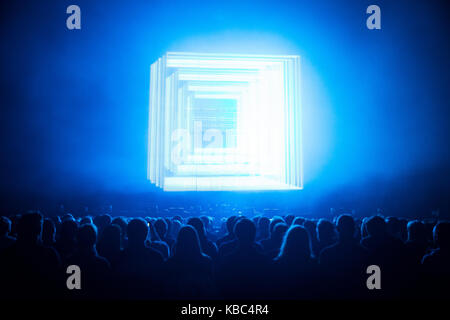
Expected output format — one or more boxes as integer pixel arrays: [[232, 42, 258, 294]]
[[148, 52, 303, 191]]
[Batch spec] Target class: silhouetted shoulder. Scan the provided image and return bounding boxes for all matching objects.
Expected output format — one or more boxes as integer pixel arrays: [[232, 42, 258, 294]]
[[147, 246, 165, 261]]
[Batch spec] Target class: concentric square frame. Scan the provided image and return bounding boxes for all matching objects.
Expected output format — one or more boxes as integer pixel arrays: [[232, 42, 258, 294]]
[[148, 52, 303, 191]]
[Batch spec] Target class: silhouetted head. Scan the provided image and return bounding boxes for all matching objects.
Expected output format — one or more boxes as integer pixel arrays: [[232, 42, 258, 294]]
[[361, 217, 369, 238], [272, 223, 289, 241], [258, 217, 270, 235], [407, 220, 427, 243], [80, 216, 93, 225], [386, 217, 401, 238], [127, 218, 149, 246], [336, 214, 355, 240], [0, 216, 12, 237], [62, 213, 74, 222], [170, 220, 182, 240], [199, 216, 211, 231], [93, 214, 112, 233], [111, 217, 127, 238], [42, 218, 56, 244], [60, 219, 78, 241], [226, 216, 238, 234], [269, 217, 284, 235], [285, 215, 295, 226], [317, 219, 336, 244], [17, 212, 43, 243], [277, 226, 311, 261], [174, 225, 203, 259], [433, 222, 450, 250], [164, 217, 172, 236], [77, 223, 97, 249], [187, 217, 205, 239], [234, 218, 256, 246], [98, 224, 121, 252], [303, 220, 317, 238], [365, 216, 387, 238], [154, 218, 168, 239], [173, 215, 183, 223], [292, 217, 305, 226]]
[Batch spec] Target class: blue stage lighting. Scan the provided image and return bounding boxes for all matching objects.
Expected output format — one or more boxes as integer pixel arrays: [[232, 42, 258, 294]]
[[148, 52, 302, 191]]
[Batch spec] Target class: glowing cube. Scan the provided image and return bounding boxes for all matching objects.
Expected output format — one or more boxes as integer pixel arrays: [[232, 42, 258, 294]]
[[148, 52, 302, 191]]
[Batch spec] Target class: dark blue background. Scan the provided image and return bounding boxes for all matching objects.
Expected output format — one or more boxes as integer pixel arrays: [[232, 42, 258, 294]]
[[0, 0, 449, 216]]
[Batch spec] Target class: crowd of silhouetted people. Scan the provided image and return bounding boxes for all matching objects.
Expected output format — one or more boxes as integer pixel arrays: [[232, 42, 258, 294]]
[[1, 208, 449, 300]]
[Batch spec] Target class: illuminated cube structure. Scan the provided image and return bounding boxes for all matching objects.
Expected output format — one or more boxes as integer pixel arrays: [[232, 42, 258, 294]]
[[148, 52, 303, 191]]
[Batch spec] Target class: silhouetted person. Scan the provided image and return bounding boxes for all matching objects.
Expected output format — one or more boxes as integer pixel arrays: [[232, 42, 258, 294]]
[[217, 216, 264, 260], [165, 225, 215, 299], [164, 217, 177, 243], [268, 217, 285, 236], [260, 222, 288, 258], [115, 218, 164, 299], [284, 215, 295, 226], [42, 218, 56, 248], [316, 219, 337, 257], [421, 222, 450, 299], [4, 207, 450, 301], [173, 215, 183, 223], [405, 220, 430, 265], [154, 218, 174, 249], [62, 213, 75, 222], [80, 216, 93, 225], [0, 213, 60, 299], [188, 217, 218, 260], [200, 215, 216, 241], [0, 216, 16, 251], [256, 217, 270, 242], [93, 214, 112, 237], [292, 217, 305, 226], [319, 215, 368, 298], [66, 223, 111, 299], [273, 226, 319, 299], [216, 216, 238, 247], [97, 224, 122, 269], [398, 220, 430, 297], [111, 216, 128, 248], [147, 220, 170, 259], [55, 219, 78, 264], [386, 216, 402, 240], [360, 215, 407, 297], [303, 219, 319, 257], [217, 218, 271, 299]]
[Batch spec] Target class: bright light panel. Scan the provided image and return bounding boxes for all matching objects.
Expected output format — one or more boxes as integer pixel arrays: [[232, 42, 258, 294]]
[[148, 52, 303, 191]]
